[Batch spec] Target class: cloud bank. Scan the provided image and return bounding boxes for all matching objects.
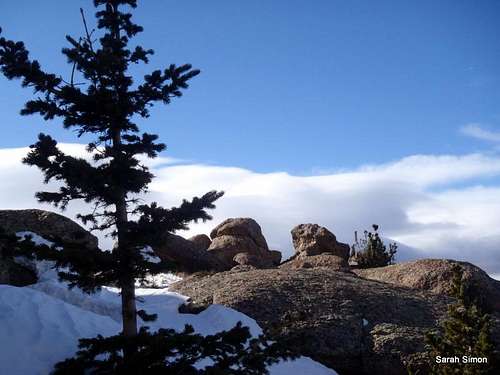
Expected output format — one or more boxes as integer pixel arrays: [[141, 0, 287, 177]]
[[1, 145, 500, 276]]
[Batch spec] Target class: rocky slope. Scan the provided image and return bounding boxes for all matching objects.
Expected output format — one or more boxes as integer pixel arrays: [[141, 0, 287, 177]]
[[172, 268, 452, 375], [172, 262, 500, 375], [353, 258, 500, 312], [172, 223, 500, 375]]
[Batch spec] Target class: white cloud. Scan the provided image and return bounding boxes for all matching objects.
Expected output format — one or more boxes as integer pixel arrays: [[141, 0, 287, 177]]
[[460, 123, 500, 143], [1, 144, 500, 276]]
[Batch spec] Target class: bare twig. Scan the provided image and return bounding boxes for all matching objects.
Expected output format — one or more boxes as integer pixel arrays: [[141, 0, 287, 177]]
[[70, 60, 77, 86], [80, 8, 94, 52], [79, 7, 100, 86]]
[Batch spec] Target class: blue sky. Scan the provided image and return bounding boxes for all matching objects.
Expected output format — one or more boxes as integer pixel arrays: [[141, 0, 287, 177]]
[[1, 1, 500, 275], [1, 0, 499, 174]]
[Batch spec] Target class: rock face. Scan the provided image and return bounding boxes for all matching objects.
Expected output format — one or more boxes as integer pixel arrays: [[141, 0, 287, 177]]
[[284, 224, 350, 270], [291, 224, 350, 259], [0, 209, 98, 287], [0, 255, 37, 286], [0, 209, 98, 249], [207, 218, 281, 269], [280, 254, 351, 272], [232, 252, 260, 267], [155, 219, 281, 272], [210, 218, 268, 249], [268, 250, 282, 266], [172, 261, 500, 375], [353, 259, 500, 312], [188, 234, 212, 251], [153, 233, 224, 273]]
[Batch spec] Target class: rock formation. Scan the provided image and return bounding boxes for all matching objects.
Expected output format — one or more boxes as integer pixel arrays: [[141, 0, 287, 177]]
[[153, 233, 224, 273], [0, 209, 98, 286], [154, 219, 282, 272], [281, 223, 350, 270], [280, 253, 351, 271], [0, 209, 98, 248], [172, 260, 500, 375], [188, 234, 212, 251], [206, 218, 282, 269], [0, 211, 283, 275]]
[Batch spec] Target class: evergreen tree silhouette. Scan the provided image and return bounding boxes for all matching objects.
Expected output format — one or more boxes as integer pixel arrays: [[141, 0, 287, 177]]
[[0, 0, 223, 358]]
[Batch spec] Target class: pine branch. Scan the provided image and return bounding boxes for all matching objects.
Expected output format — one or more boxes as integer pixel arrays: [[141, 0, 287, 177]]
[[127, 191, 224, 247]]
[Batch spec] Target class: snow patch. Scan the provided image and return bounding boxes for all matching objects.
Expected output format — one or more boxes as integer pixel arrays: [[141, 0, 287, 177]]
[[29, 281, 123, 322], [136, 272, 183, 288], [16, 231, 54, 247], [14, 232, 67, 281], [140, 245, 162, 264], [269, 357, 339, 375], [0, 285, 120, 375]]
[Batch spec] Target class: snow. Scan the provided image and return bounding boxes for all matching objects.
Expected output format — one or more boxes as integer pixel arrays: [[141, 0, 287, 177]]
[[140, 245, 162, 264], [16, 231, 55, 247], [14, 231, 67, 282], [0, 233, 338, 375], [0, 285, 120, 375], [269, 357, 339, 375], [136, 272, 182, 288]]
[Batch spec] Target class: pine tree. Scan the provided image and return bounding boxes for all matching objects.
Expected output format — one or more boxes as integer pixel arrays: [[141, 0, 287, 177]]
[[350, 224, 397, 268], [0, 0, 225, 361], [422, 265, 497, 375]]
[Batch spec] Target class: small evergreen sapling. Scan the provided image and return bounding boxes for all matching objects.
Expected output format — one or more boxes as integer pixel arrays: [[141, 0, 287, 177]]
[[422, 265, 497, 375], [349, 224, 397, 268]]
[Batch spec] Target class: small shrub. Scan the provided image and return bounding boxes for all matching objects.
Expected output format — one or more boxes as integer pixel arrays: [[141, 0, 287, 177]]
[[349, 224, 397, 268]]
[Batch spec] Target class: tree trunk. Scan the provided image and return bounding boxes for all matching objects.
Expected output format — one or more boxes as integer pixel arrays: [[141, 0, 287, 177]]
[[117, 201, 138, 339], [110, 8, 138, 346], [112, 130, 138, 340], [119, 269, 138, 341], [116, 200, 138, 361]]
